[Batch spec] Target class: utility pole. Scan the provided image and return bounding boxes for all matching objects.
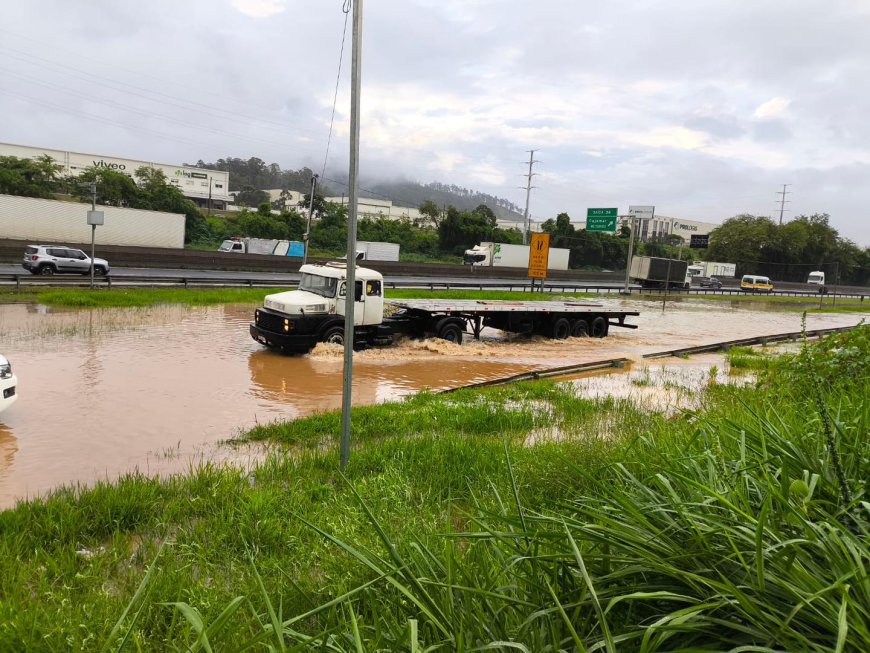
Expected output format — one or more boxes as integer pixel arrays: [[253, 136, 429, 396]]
[[776, 184, 791, 225], [207, 177, 213, 215], [521, 150, 538, 245], [302, 174, 319, 265], [340, 0, 363, 472], [622, 215, 636, 294]]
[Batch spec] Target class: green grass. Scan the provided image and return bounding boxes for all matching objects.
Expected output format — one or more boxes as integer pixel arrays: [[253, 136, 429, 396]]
[[0, 326, 867, 650]]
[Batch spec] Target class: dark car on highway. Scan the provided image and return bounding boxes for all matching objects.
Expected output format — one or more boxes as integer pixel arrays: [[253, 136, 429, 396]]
[[699, 277, 723, 289]]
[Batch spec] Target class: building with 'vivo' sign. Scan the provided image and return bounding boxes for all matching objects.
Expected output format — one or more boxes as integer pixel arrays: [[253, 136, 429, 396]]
[[0, 142, 230, 210]]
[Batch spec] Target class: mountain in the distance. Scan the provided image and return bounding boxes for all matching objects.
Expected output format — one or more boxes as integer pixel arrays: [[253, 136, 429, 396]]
[[355, 178, 526, 222], [191, 157, 525, 221]]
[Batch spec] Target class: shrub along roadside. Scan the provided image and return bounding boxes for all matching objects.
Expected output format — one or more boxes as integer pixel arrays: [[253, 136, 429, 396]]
[[0, 328, 867, 650]]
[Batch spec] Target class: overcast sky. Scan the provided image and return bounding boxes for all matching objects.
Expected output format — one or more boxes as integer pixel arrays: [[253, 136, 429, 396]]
[[2, 0, 869, 244]]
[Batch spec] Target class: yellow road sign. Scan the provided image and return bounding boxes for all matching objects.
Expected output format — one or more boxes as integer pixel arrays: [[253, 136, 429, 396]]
[[528, 233, 550, 279]]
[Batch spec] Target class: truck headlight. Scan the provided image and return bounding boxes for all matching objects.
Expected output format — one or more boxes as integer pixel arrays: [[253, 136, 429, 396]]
[[283, 319, 295, 332], [0, 363, 11, 380]]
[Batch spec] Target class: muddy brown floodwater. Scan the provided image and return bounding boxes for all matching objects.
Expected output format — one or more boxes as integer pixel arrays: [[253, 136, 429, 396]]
[[0, 298, 866, 508]]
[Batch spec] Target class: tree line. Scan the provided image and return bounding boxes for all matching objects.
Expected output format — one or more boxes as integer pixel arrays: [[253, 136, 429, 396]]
[[2, 154, 867, 281]]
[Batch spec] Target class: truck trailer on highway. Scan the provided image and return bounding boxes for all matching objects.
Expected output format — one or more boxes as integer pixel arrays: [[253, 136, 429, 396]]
[[630, 256, 691, 289], [250, 262, 639, 354], [687, 261, 736, 278], [0, 193, 186, 248], [463, 242, 570, 270], [340, 241, 401, 262], [219, 238, 304, 256]]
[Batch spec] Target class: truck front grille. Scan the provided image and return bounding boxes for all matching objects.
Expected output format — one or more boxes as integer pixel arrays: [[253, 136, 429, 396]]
[[255, 309, 286, 334]]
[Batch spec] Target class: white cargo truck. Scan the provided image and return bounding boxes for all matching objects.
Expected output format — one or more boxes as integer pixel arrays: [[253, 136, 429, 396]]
[[250, 262, 640, 354], [219, 238, 304, 256], [0, 194, 185, 248], [687, 261, 736, 278], [630, 256, 691, 289], [463, 242, 570, 270], [346, 241, 400, 262]]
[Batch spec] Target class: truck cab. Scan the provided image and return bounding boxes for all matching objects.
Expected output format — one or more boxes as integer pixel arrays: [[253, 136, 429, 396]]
[[463, 244, 491, 265], [219, 238, 245, 253], [251, 263, 386, 352]]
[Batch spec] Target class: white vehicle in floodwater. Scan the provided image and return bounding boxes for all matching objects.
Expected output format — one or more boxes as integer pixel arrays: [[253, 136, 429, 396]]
[[0, 354, 17, 415]]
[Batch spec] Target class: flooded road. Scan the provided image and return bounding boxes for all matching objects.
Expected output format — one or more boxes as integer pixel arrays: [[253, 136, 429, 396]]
[[0, 297, 866, 507]]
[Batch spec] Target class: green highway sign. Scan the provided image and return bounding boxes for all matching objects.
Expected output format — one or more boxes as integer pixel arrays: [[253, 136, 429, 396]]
[[586, 208, 618, 232]]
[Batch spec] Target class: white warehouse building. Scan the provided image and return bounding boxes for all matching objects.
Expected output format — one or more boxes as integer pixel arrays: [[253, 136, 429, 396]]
[[0, 142, 231, 210], [617, 214, 718, 243]]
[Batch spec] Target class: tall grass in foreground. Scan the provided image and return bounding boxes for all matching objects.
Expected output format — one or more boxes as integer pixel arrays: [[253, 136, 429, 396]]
[[0, 328, 866, 651], [180, 327, 869, 651]]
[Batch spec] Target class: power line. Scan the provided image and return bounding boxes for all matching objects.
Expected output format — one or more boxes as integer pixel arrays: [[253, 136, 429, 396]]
[[0, 41, 319, 136], [321, 0, 352, 180], [0, 67, 316, 153]]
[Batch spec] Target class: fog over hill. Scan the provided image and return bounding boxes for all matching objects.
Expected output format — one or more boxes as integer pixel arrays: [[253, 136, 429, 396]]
[[192, 156, 526, 221]]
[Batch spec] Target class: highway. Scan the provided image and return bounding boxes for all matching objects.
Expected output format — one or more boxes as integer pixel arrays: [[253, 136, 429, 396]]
[[1, 263, 866, 297]]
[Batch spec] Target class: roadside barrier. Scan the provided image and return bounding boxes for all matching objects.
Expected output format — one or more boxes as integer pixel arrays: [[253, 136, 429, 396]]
[[0, 273, 867, 300]]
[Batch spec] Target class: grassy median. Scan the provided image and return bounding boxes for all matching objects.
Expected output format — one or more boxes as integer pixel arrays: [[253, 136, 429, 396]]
[[2, 285, 867, 312], [0, 325, 866, 650]]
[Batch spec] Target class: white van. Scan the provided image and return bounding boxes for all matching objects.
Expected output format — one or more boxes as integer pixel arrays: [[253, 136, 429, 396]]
[[807, 271, 825, 286]]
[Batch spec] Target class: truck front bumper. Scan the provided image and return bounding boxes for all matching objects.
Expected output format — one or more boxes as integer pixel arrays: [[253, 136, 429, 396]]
[[250, 324, 318, 354]]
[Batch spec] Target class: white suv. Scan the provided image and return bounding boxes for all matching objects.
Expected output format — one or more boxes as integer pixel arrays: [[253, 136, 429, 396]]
[[22, 245, 110, 276]]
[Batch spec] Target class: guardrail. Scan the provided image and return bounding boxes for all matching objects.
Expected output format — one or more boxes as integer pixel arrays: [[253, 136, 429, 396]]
[[0, 273, 868, 300]]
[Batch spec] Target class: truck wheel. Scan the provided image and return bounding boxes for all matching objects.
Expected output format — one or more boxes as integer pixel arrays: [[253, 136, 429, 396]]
[[322, 326, 345, 345], [551, 317, 570, 340], [437, 321, 463, 344], [590, 316, 608, 338], [570, 319, 589, 337], [39, 265, 55, 276]]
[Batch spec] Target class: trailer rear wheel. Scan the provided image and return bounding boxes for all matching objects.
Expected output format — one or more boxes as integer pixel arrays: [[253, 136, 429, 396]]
[[436, 321, 464, 345], [590, 316, 608, 338], [322, 326, 345, 345], [570, 319, 589, 337], [551, 317, 570, 340]]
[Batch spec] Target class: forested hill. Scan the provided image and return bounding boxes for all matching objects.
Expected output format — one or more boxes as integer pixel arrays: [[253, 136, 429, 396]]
[[191, 156, 524, 221], [190, 157, 317, 194]]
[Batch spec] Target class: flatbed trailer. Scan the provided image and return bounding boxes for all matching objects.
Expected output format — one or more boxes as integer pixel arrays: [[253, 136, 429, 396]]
[[387, 299, 639, 340]]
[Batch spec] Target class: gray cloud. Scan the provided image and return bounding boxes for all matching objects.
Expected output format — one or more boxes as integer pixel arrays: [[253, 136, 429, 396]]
[[1, 0, 869, 243]]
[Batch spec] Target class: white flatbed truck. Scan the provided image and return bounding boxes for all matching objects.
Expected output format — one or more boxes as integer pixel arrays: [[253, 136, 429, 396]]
[[250, 262, 639, 354]]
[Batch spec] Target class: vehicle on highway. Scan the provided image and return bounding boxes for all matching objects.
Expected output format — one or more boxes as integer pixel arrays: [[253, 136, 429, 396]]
[[699, 277, 723, 289], [463, 242, 570, 270], [629, 256, 691, 289], [250, 262, 640, 354], [0, 354, 17, 415], [740, 275, 773, 293], [22, 245, 110, 276]]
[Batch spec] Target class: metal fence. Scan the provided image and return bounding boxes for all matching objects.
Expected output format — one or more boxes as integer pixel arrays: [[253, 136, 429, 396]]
[[0, 273, 868, 300]]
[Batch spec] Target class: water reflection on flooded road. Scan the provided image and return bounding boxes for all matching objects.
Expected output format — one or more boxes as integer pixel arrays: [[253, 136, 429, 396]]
[[0, 298, 866, 507]]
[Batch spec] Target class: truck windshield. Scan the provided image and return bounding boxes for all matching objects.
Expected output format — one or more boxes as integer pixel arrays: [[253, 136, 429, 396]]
[[299, 273, 338, 298], [463, 253, 486, 264]]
